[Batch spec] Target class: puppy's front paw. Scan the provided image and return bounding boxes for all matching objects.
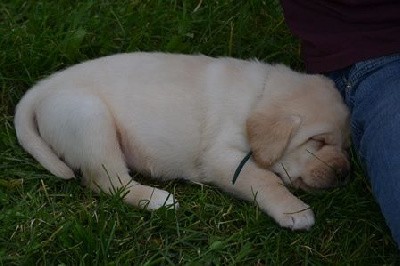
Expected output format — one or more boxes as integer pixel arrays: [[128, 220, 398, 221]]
[[277, 206, 315, 231]]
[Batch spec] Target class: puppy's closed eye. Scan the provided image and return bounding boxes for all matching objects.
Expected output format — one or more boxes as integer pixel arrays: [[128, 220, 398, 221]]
[[309, 137, 325, 150]]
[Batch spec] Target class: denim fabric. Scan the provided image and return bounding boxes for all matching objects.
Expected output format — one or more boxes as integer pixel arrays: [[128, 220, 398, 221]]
[[327, 54, 400, 248]]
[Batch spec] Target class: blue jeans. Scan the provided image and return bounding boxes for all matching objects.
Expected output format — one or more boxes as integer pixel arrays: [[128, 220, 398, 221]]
[[327, 54, 400, 248]]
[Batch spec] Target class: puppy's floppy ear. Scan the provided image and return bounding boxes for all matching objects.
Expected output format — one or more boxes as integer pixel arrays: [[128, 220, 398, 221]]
[[246, 112, 301, 167]]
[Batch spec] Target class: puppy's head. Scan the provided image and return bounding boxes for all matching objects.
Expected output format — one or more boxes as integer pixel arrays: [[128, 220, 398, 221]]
[[247, 66, 350, 190]]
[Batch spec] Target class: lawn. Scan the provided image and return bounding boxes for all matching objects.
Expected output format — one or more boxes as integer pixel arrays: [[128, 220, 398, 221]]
[[0, 0, 399, 264]]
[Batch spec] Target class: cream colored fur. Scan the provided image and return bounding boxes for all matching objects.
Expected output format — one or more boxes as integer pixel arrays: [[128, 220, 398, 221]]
[[15, 52, 350, 230]]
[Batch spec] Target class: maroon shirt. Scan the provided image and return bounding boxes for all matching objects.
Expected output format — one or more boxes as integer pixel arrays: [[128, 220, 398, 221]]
[[280, 0, 400, 73]]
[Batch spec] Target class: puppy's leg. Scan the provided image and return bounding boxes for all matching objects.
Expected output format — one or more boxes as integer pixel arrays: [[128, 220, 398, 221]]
[[203, 150, 314, 230], [36, 93, 177, 210]]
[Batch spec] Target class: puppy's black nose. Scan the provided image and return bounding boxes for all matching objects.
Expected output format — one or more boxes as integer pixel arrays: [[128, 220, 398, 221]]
[[335, 167, 351, 185]]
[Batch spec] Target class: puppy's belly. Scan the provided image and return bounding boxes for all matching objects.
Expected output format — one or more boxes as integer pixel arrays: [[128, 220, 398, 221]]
[[119, 127, 204, 181]]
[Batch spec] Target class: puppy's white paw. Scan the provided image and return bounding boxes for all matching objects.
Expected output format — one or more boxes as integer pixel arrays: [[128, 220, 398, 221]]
[[140, 188, 179, 210], [277, 207, 315, 231]]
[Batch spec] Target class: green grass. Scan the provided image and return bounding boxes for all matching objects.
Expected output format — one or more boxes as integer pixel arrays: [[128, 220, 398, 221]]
[[0, 0, 399, 264]]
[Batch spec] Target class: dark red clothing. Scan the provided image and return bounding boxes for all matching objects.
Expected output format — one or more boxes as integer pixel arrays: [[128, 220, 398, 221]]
[[280, 0, 400, 73]]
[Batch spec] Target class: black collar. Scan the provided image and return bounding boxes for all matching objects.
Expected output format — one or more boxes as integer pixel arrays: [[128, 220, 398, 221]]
[[232, 151, 253, 185]]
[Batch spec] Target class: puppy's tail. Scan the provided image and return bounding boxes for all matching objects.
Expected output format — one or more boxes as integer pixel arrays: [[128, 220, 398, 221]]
[[14, 87, 75, 179]]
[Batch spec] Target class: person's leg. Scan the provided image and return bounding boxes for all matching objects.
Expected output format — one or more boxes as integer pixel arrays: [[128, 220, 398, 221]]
[[328, 54, 400, 248]]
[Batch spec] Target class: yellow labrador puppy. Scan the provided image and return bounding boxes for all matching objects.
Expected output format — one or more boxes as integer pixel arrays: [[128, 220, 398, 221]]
[[15, 52, 350, 230]]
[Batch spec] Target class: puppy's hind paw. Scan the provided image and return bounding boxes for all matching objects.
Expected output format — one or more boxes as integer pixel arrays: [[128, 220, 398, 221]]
[[140, 188, 179, 210], [277, 207, 315, 231]]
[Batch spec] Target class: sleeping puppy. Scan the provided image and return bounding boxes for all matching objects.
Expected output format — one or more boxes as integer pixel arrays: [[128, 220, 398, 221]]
[[15, 52, 350, 230]]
